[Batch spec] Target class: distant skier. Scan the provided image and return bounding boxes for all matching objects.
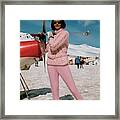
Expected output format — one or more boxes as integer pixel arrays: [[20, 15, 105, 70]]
[[80, 57, 84, 69], [75, 56, 80, 69]]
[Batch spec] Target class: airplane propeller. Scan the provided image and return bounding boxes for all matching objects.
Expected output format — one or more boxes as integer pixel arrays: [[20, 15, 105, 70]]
[[42, 20, 46, 72]]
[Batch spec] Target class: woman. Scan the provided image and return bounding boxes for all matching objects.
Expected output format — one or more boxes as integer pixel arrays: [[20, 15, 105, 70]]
[[45, 20, 83, 100]]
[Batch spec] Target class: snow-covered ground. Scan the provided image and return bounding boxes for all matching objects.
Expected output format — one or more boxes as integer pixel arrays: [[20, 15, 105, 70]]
[[20, 61, 100, 100]]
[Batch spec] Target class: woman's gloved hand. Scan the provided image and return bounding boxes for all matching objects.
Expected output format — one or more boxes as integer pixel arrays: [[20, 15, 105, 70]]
[[47, 31, 56, 39]]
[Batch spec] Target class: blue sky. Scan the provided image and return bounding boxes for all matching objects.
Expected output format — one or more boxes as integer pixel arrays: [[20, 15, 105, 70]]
[[20, 20, 100, 48]]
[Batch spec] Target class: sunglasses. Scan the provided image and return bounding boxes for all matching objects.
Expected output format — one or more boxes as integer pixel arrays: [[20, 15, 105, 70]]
[[53, 21, 61, 24]]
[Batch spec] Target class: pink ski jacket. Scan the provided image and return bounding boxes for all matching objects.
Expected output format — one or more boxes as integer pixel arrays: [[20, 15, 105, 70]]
[[46, 28, 69, 65]]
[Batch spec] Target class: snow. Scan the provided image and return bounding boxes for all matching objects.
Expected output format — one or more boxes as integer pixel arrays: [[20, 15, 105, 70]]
[[20, 61, 100, 100], [68, 44, 100, 57], [20, 32, 35, 41]]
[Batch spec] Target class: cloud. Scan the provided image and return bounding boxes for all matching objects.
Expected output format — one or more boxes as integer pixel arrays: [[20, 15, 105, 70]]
[[84, 20, 98, 27], [77, 20, 99, 27]]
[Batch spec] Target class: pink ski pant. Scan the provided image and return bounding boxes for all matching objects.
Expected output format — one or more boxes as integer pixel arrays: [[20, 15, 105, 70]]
[[47, 65, 82, 100]]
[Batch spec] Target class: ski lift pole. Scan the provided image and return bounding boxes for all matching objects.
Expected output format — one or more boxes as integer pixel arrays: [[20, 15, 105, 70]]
[[42, 20, 46, 72]]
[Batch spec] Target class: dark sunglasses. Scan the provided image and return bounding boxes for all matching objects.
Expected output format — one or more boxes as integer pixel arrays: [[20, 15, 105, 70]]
[[53, 21, 61, 24]]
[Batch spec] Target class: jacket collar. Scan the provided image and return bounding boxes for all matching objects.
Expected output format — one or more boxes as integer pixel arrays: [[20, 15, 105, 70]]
[[55, 28, 63, 34]]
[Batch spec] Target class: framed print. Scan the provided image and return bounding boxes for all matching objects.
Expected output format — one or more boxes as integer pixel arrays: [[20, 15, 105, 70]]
[[0, 0, 119, 119]]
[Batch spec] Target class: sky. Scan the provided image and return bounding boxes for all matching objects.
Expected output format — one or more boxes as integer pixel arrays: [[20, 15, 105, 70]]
[[20, 20, 100, 48]]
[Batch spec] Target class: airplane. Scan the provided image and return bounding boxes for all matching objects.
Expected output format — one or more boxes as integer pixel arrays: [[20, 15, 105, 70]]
[[20, 32, 45, 70], [70, 30, 90, 36], [20, 20, 47, 99]]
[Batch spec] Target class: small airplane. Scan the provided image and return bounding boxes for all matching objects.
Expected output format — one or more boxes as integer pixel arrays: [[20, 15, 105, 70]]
[[20, 32, 46, 70], [83, 30, 90, 36], [70, 30, 90, 36], [20, 21, 47, 99], [20, 20, 47, 70]]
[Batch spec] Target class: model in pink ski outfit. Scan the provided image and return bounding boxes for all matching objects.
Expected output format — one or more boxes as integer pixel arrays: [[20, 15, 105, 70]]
[[45, 20, 83, 100]]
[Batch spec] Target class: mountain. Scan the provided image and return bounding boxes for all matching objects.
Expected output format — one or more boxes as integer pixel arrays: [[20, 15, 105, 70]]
[[67, 44, 100, 57]]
